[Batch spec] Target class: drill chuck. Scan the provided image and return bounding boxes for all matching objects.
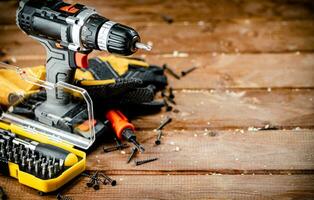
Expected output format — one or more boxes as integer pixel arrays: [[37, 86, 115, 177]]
[[81, 15, 144, 55], [17, 0, 151, 55]]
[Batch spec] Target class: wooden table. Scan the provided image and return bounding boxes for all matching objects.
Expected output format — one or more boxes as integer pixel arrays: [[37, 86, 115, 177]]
[[0, 0, 314, 199]]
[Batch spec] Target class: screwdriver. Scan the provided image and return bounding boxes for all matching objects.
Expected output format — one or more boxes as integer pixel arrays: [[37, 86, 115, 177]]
[[106, 110, 145, 152]]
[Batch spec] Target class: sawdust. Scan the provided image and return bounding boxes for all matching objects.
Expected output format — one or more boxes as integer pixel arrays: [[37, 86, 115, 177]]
[[197, 21, 205, 26], [162, 51, 189, 58]]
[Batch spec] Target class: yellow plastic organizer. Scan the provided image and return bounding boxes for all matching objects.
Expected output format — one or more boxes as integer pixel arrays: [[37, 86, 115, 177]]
[[0, 120, 86, 193]]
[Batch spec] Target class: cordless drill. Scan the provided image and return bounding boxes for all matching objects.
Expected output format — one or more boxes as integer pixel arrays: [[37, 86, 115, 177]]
[[16, 0, 151, 146]]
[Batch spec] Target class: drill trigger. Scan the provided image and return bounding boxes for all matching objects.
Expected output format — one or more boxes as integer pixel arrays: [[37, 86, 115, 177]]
[[75, 52, 88, 69]]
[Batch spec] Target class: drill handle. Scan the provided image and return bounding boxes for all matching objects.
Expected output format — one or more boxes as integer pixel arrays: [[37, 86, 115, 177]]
[[106, 110, 135, 140], [34, 36, 88, 105]]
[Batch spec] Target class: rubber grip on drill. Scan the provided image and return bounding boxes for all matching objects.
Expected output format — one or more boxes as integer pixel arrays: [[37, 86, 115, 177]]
[[106, 110, 135, 140]]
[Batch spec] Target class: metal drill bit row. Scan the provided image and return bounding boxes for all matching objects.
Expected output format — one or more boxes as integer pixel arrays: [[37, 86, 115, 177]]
[[0, 130, 65, 180]]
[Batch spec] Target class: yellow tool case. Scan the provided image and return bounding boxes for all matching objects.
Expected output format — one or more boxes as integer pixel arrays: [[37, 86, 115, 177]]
[[0, 62, 96, 193]]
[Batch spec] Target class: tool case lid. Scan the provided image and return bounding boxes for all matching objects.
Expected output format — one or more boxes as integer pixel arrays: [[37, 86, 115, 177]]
[[0, 62, 96, 149]]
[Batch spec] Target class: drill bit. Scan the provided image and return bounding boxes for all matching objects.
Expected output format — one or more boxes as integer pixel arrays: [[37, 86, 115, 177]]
[[34, 160, 40, 176], [135, 42, 152, 51], [48, 165, 54, 179]]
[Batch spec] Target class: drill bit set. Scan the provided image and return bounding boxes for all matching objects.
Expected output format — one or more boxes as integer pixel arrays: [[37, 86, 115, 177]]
[[0, 129, 67, 179], [0, 120, 86, 193]]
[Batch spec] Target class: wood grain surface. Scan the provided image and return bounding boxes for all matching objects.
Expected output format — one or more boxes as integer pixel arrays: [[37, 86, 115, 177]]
[[0, 0, 313, 199]]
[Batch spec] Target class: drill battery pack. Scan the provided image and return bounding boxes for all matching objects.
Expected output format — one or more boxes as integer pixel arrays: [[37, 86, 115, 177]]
[[0, 63, 97, 193]]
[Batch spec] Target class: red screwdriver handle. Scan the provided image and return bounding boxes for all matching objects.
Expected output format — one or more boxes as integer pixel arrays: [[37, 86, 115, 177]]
[[106, 110, 135, 140]]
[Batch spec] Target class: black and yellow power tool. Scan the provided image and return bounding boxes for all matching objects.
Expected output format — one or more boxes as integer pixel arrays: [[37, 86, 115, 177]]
[[0, 0, 159, 193], [16, 0, 151, 136]]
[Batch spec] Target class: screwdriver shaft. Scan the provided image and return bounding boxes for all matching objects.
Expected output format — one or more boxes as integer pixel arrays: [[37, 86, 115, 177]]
[[130, 138, 145, 153]]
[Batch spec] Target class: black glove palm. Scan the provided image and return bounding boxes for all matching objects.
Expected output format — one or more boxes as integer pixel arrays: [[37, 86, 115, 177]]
[[75, 56, 167, 106]]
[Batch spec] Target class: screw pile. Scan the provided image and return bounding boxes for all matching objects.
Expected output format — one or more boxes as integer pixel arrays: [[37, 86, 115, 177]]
[[83, 171, 117, 190]]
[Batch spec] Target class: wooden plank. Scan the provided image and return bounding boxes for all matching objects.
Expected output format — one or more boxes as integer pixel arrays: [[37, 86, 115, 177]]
[[5, 53, 314, 89], [143, 53, 314, 89], [1, 19, 314, 54], [1, 0, 314, 25], [1, 174, 314, 199], [128, 90, 314, 130], [86, 130, 314, 172]]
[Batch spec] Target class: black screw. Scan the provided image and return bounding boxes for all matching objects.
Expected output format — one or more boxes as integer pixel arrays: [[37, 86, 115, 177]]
[[163, 98, 173, 112], [155, 130, 163, 145], [181, 66, 197, 76], [103, 143, 129, 153], [156, 116, 172, 130], [135, 158, 158, 166], [169, 87, 175, 99], [163, 64, 180, 80], [99, 173, 117, 186], [56, 193, 73, 200], [161, 89, 166, 97], [98, 177, 108, 185], [86, 171, 98, 187], [166, 96, 176, 105], [93, 178, 100, 190], [127, 147, 138, 164], [82, 173, 107, 185], [161, 14, 174, 24]]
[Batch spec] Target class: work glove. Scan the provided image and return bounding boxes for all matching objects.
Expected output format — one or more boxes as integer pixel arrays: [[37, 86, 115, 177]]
[[0, 55, 168, 113], [0, 65, 44, 107], [74, 55, 167, 106]]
